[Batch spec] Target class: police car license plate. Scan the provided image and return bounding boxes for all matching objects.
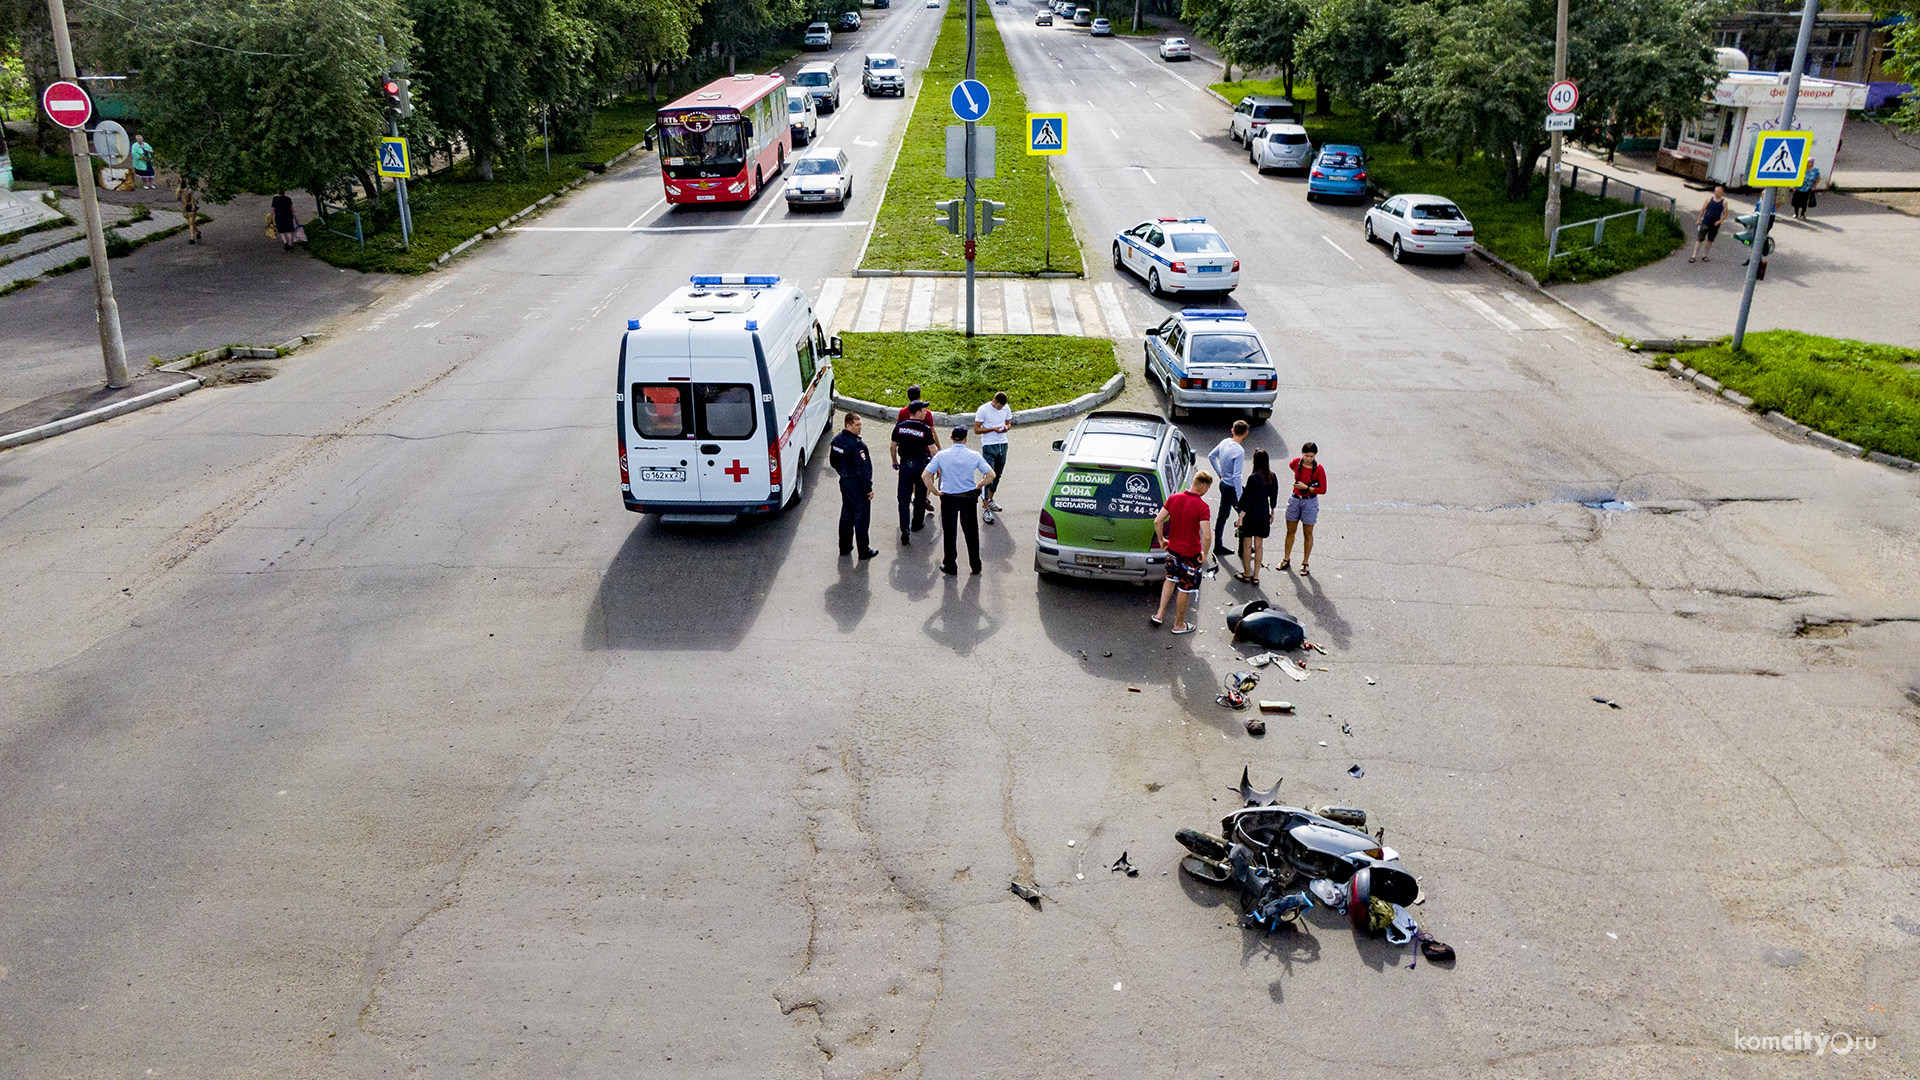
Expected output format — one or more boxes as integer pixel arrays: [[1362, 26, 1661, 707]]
[[1197, 265, 1223, 273], [1076, 553, 1125, 569], [639, 467, 686, 482], [1212, 380, 1247, 390]]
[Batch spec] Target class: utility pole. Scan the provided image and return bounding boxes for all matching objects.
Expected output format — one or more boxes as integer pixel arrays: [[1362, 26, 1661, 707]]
[[45, 0, 130, 389], [1542, 0, 1570, 242], [1733, 0, 1819, 349], [964, 0, 978, 339]]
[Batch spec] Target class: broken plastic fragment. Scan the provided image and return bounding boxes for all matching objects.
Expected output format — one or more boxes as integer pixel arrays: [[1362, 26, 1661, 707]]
[[1009, 880, 1042, 906], [1348, 764, 1365, 778], [1111, 851, 1139, 876], [1365, 676, 1376, 685], [1592, 697, 1621, 709]]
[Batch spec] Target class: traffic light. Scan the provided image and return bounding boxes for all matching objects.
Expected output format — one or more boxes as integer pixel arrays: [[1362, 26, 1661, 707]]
[[382, 76, 413, 119], [1733, 211, 1775, 256], [979, 200, 1007, 236], [934, 198, 962, 236]]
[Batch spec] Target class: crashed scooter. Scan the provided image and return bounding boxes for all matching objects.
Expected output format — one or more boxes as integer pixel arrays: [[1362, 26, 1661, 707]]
[[1177, 768, 1434, 952]]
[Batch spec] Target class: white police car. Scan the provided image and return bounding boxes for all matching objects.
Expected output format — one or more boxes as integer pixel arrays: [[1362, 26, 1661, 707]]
[[1142, 309, 1277, 422], [1111, 217, 1239, 296]]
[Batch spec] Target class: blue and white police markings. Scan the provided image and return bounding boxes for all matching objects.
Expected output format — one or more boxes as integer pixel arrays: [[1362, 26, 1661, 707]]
[[1111, 217, 1240, 296], [950, 78, 990, 122]]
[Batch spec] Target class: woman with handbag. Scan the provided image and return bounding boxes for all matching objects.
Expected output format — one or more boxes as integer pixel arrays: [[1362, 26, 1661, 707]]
[[1233, 450, 1280, 586], [270, 191, 301, 251]]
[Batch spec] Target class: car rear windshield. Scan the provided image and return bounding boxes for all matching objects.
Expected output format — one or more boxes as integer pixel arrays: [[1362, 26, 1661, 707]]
[[1252, 104, 1295, 120], [1190, 333, 1268, 366], [1169, 232, 1228, 254], [1319, 153, 1360, 169], [794, 157, 843, 175], [1271, 131, 1309, 144], [1411, 203, 1465, 220], [1051, 468, 1163, 519], [632, 383, 759, 440]]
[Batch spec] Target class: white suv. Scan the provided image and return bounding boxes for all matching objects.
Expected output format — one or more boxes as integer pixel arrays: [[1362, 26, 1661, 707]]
[[862, 53, 906, 96], [793, 61, 841, 113], [1227, 96, 1298, 144]]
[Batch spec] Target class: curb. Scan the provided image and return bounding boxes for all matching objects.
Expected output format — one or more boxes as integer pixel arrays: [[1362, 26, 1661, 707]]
[[434, 138, 651, 267], [853, 268, 1082, 279], [832, 371, 1126, 427], [0, 374, 200, 452], [1655, 357, 1918, 470], [159, 333, 324, 372]]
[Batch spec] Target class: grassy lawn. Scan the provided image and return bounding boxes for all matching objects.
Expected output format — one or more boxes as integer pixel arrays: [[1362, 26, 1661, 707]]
[[862, 5, 1083, 275], [837, 331, 1117, 410], [1211, 84, 1684, 284], [6, 146, 79, 187], [1666, 331, 1920, 461]]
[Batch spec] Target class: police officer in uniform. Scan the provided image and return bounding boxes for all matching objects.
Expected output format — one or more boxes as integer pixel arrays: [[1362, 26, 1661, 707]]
[[829, 412, 879, 559], [890, 400, 938, 544]]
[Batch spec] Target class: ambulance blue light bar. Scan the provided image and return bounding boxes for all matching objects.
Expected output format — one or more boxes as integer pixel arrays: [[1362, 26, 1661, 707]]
[[1180, 308, 1247, 320], [689, 274, 781, 287]]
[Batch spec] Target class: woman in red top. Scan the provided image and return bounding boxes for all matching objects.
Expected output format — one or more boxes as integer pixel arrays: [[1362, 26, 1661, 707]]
[[1278, 442, 1325, 576]]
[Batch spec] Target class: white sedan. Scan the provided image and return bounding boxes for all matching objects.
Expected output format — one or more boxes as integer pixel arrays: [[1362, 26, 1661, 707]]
[[1159, 37, 1192, 60], [1112, 217, 1239, 296], [1363, 194, 1476, 264]]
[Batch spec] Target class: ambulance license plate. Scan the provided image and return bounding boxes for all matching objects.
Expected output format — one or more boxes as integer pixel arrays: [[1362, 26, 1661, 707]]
[[1212, 380, 1247, 390], [1076, 553, 1125, 569], [639, 467, 686, 482]]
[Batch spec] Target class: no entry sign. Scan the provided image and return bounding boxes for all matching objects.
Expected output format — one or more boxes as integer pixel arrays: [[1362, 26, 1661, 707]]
[[42, 80, 93, 129]]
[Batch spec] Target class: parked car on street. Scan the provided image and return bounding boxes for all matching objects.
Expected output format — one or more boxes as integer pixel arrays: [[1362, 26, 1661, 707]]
[[1248, 123, 1312, 172], [1227, 95, 1298, 144], [1112, 216, 1239, 296], [1159, 37, 1191, 60], [1073, 7, 1092, 25], [786, 88, 818, 146], [836, 10, 862, 30], [1143, 308, 1279, 422], [1036, 10, 1052, 23], [862, 52, 906, 96], [1090, 17, 1111, 34], [1364, 194, 1475, 264], [785, 146, 854, 210], [1034, 411, 1197, 584], [1305, 143, 1368, 201], [803, 22, 832, 49]]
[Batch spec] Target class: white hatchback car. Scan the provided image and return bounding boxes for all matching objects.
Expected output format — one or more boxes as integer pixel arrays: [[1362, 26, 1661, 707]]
[[1249, 123, 1312, 172], [1363, 194, 1476, 264], [1112, 217, 1239, 296], [1159, 37, 1192, 60], [785, 147, 853, 210]]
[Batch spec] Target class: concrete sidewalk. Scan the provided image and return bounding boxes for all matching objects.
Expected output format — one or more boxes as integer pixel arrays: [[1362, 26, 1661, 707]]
[[1549, 145, 1920, 349]]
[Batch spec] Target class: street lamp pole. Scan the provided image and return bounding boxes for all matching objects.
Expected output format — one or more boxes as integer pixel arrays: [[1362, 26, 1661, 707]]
[[1542, 0, 1570, 242], [45, 0, 130, 389], [1733, 0, 1820, 350]]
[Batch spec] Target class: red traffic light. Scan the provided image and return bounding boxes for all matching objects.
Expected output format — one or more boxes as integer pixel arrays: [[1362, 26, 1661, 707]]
[[382, 80, 401, 96]]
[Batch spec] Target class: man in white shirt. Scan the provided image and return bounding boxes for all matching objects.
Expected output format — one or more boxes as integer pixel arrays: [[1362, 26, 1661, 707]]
[[972, 391, 1013, 523], [921, 427, 997, 575], [1207, 420, 1250, 557]]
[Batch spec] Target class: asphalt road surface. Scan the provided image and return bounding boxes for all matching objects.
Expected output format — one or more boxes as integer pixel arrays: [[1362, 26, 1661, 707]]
[[4, 2, 1919, 1076]]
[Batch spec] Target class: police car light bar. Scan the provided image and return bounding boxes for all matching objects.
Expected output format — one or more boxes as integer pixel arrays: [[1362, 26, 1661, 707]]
[[1155, 216, 1207, 223], [1180, 309, 1247, 320], [689, 274, 782, 287]]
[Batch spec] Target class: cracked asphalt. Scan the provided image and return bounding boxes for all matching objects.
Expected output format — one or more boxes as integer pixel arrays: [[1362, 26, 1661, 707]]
[[3, 4, 1919, 1077]]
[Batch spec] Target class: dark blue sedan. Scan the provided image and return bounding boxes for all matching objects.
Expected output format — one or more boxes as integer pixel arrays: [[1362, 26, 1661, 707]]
[[1306, 144, 1369, 202]]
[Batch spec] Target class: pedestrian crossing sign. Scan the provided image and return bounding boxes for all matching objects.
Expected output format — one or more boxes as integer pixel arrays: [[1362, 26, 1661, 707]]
[[378, 136, 411, 178], [1026, 113, 1067, 156], [1748, 130, 1812, 187]]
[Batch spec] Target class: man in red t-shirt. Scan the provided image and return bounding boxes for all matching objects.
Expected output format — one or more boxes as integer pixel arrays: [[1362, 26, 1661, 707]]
[[1152, 471, 1216, 634]]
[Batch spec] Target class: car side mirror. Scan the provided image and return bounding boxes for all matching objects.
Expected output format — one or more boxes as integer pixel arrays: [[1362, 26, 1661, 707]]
[[1144, 327, 1161, 337], [1051, 439, 1065, 451], [828, 335, 843, 357], [1187, 448, 1196, 464]]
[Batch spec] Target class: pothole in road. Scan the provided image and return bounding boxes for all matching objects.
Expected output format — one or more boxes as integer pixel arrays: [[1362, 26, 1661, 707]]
[[197, 360, 278, 387], [1795, 617, 1854, 639]]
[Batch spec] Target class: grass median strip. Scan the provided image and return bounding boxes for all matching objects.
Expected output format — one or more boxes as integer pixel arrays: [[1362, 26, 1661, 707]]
[[1666, 331, 1920, 461], [862, 6, 1083, 275], [837, 332, 1116, 412], [1217, 80, 1684, 283]]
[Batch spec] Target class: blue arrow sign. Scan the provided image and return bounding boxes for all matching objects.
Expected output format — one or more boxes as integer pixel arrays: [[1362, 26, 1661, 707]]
[[950, 79, 990, 122]]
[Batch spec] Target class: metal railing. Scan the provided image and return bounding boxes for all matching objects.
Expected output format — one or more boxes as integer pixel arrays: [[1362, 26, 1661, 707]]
[[313, 193, 364, 249], [1556, 164, 1677, 215], [1547, 207, 1647, 262]]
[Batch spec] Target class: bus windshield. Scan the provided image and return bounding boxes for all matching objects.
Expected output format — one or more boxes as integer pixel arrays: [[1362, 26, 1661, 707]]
[[659, 120, 747, 179]]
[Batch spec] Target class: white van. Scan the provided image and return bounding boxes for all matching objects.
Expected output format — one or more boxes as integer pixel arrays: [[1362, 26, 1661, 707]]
[[619, 274, 839, 522]]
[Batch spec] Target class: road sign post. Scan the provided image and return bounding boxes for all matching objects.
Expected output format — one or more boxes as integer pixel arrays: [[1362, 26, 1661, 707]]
[[91, 120, 130, 166], [1733, 0, 1821, 349], [1542, 0, 1572, 243], [1026, 113, 1065, 270], [41, 0, 129, 389], [957, 5, 986, 338]]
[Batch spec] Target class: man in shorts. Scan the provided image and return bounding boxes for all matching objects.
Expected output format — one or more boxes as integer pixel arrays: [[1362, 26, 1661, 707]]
[[1151, 471, 1215, 634], [1690, 186, 1727, 263], [1277, 442, 1326, 576]]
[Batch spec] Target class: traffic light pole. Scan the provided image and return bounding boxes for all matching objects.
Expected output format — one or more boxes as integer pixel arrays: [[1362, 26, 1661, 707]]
[[1733, 0, 1819, 350], [45, 0, 130, 389], [963, 0, 978, 338], [390, 114, 413, 250]]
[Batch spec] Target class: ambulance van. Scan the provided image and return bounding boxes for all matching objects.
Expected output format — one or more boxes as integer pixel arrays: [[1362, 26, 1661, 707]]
[[618, 274, 839, 522]]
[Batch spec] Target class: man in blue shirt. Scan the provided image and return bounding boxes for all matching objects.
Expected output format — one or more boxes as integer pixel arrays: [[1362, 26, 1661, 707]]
[[1207, 420, 1250, 556], [921, 427, 997, 575], [829, 413, 879, 559]]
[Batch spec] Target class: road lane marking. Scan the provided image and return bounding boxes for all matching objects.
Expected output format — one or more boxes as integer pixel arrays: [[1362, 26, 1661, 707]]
[[815, 277, 848, 329], [1114, 39, 1203, 91], [1188, 130, 1201, 140], [1450, 288, 1521, 330], [1239, 170, 1258, 185], [625, 197, 666, 229], [1154, 101, 1167, 110], [1139, 168, 1156, 184], [854, 278, 892, 333], [1321, 235, 1355, 262], [1094, 281, 1129, 339], [1498, 289, 1566, 329], [514, 221, 870, 233], [1110, 127, 1120, 139], [750, 189, 785, 226], [1002, 280, 1032, 333], [1049, 281, 1081, 336]]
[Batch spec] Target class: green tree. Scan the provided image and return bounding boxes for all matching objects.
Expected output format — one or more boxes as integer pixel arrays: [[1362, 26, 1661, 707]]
[[1574, 0, 1718, 158], [1888, 5, 1920, 134], [1294, 0, 1401, 116], [1221, 0, 1313, 97]]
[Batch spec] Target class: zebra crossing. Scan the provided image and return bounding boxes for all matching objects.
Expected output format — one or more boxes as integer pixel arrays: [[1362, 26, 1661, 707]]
[[814, 276, 1133, 340]]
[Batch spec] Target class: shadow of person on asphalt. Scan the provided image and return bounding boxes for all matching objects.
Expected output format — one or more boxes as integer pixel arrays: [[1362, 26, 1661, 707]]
[[922, 573, 997, 655], [584, 458, 815, 651], [824, 559, 872, 632], [1034, 572, 1240, 729], [1283, 569, 1352, 650]]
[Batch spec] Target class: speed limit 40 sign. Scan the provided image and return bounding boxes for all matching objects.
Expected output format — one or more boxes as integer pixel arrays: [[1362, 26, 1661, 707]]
[[1548, 81, 1579, 114]]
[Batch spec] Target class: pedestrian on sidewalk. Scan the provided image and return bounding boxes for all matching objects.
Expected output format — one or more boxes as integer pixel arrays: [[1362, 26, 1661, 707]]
[[1690, 186, 1727, 263], [1233, 449, 1279, 586], [896, 384, 925, 422], [922, 426, 996, 576], [176, 181, 200, 244], [890, 400, 938, 544], [1208, 420, 1250, 557], [129, 135, 156, 190], [973, 391, 1012, 523], [271, 191, 300, 251], [830, 413, 879, 560], [1791, 164, 1821, 221], [1151, 470, 1215, 634], [1277, 442, 1326, 576]]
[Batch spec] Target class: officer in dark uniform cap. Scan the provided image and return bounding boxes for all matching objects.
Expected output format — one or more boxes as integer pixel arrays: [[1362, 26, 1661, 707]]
[[829, 412, 879, 559], [889, 399, 939, 544]]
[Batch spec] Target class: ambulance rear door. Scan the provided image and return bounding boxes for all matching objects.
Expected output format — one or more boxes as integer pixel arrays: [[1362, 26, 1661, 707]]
[[623, 328, 702, 504]]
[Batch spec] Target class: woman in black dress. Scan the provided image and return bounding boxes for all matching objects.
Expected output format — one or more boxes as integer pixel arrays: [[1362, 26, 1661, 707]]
[[1234, 449, 1280, 585]]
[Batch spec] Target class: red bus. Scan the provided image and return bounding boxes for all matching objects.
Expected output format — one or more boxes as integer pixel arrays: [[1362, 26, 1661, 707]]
[[656, 73, 792, 205]]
